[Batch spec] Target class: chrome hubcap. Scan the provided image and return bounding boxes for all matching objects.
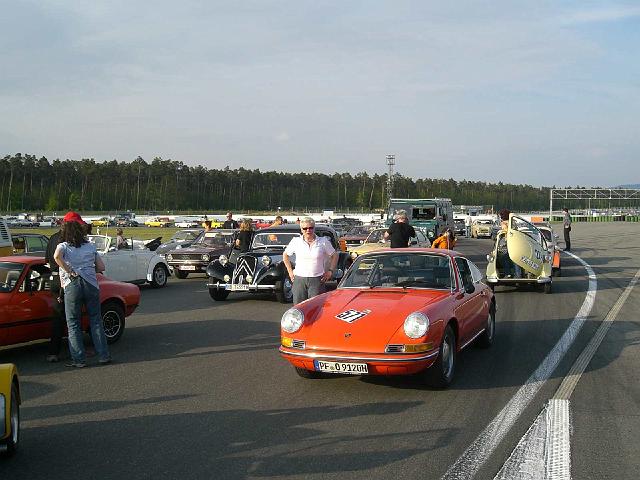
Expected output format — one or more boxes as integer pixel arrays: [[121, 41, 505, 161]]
[[10, 393, 18, 444], [442, 334, 454, 378], [284, 278, 293, 301], [155, 267, 166, 284]]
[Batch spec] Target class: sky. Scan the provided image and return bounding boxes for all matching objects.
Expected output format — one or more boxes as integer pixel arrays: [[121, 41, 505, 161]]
[[1, 1, 639, 187]]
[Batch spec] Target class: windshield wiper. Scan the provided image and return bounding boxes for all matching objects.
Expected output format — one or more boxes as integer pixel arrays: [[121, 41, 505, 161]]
[[395, 279, 433, 288]]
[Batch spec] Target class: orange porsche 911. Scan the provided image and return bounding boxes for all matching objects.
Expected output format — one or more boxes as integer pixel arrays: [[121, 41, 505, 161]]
[[279, 249, 496, 387]]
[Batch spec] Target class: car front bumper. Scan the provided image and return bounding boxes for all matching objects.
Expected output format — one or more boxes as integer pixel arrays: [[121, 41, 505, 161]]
[[279, 346, 439, 375]]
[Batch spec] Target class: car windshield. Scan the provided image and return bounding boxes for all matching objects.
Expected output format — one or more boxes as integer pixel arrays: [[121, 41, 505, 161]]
[[510, 217, 544, 245], [0, 262, 25, 293], [252, 232, 299, 248], [477, 220, 493, 225], [345, 226, 375, 236], [341, 253, 453, 289], [172, 230, 200, 242], [87, 235, 109, 252], [365, 229, 387, 243], [197, 232, 234, 247]]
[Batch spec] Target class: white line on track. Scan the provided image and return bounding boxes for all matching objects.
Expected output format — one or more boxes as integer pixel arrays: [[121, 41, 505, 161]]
[[442, 253, 597, 480]]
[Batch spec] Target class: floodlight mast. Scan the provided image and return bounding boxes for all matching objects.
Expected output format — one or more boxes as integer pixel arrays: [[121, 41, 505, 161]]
[[386, 154, 395, 209]]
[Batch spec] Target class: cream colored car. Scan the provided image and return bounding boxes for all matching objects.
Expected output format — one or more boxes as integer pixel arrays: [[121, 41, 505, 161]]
[[348, 228, 431, 259]]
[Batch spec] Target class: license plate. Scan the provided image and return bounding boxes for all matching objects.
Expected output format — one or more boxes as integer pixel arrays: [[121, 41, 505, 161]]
[[314, 360, 368, 375], [229, 284, 249, 291], [180, 265, 196, 271]]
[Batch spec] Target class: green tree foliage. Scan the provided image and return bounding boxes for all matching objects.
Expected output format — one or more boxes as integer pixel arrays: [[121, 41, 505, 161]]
[[0, 153, 565, 213]]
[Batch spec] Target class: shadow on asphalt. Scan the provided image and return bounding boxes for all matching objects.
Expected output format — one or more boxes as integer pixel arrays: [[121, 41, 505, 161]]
[[4, 401, 450, 479]]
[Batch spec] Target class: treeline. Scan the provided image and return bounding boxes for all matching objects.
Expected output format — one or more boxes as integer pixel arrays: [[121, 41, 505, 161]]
[[1, 153, 551, 213]]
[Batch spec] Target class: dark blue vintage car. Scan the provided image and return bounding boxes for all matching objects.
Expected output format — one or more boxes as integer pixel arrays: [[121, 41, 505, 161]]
[[205, 224, 352, 303]]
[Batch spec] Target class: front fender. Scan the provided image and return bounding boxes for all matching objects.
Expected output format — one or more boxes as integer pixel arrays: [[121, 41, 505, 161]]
[[0, 363, 19, 441], [146, 256, 171, 282], [207, 261, 234, 280]]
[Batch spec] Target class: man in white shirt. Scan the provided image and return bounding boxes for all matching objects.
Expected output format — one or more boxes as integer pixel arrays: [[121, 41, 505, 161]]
[[283, 217, 338, 304]]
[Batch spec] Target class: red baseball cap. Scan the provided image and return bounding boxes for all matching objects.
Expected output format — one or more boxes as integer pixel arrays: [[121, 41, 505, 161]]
[[62, 211, 86, 224]]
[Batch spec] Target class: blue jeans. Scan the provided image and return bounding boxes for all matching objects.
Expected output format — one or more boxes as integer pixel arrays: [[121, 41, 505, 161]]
[[64, 276, 110, 363]]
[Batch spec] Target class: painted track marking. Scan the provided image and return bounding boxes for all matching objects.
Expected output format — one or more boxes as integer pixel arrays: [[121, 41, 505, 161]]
[[442, 253, 597, 480]]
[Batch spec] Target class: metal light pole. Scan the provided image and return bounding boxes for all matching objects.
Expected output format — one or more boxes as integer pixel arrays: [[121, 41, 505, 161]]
[[386, 154, 395, 208]]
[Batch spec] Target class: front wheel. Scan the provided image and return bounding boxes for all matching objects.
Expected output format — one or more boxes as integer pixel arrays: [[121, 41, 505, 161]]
[[424, 324, 456, 388], [275, 278, 293, 303], [101, 301, 125, 344], [150, 264, 168, 288], [174, 270, 189, 279], [209, 288, 229, 301], [1, 383, 19, 457]]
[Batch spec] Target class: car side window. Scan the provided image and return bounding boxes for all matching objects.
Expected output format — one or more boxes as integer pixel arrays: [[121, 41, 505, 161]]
[[454, 258, 474, 291], [468, 260, 483, 284]]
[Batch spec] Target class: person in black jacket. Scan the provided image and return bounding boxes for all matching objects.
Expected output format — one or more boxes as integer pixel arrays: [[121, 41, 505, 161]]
[[384, 210, 416, 248], [45, 227, 64, 362], [222, 212, 239, 229]]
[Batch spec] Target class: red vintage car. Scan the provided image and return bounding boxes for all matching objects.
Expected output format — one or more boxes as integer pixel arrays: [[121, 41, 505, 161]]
[[0, 256, 140, 348], [279, 248, 496, 387]]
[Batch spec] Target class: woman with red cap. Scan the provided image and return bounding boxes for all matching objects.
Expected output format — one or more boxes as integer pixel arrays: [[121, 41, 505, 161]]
[[54, 212, 111, 367]]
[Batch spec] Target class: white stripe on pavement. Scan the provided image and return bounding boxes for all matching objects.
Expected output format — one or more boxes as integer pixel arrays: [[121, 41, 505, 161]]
[[442, 253, 596, 480]]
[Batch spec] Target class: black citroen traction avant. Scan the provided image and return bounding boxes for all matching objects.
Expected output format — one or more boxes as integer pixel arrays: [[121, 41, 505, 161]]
[[205, 224, 352, 303]]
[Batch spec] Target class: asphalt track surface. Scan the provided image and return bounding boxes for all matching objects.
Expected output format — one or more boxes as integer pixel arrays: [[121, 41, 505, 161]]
[[1, 222, 638, 480]]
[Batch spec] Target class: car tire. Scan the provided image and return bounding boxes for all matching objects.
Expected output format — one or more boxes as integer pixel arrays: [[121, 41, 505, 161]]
[[476, 305, 495, 348], [101, 301, 125, 344], [209, 288, 229, 301], [174, 270, 189, 279], [275, 278, 293, 303], [150, 264, 168, 288], [424, 324, 456, 388], [544, 282, 552, 294], [1, 382, 19, 457], [295, 367, 322, 379]]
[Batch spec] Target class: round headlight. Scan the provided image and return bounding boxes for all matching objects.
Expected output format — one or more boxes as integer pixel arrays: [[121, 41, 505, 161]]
[[246, 274, 253, 283], [350, 251, 358, 259], [428, 231, 435, 239], [281, 308, 304, 333], [404, 312, 429, 339], [218, 255, 228, 266], [166, 254, 173, 261], [202, 254, 210, 262], [223, 274, 230, 282], [175, 244, 182, 249], [261, 255, 271, 266]]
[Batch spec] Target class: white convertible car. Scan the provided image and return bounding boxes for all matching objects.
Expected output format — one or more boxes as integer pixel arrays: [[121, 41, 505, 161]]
[[88, 235, 171, 288]]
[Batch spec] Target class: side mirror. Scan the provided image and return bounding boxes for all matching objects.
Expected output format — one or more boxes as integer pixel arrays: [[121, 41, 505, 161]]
[[335, 268, 344, 279], [464, 283, 476, 294]]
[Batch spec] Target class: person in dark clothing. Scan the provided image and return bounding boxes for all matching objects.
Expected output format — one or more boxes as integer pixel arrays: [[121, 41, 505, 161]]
[[562, 208, 572, 251], [45, 228, 65, 362], [235, 218, 253, 252], [384, 210, 416, 248], [222, 212, 239, 229]]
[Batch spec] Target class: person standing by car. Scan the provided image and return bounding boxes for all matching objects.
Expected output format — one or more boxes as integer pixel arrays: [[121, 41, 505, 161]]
[[235, 218, 253, 253], [432, 228, 456, 249], [223, 212, 239, 229], [54, 213, 111, 368], [384, 210, 416, 248], [562, 208, 572, 251], [44, 224, 64, 362], [283, 217, 338, 304]]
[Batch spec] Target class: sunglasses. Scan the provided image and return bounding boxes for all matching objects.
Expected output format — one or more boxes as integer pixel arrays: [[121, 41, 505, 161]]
[[301, 226, 314, 231]]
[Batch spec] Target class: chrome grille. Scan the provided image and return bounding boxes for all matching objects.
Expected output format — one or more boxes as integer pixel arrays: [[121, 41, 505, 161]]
[[385, 344, 405, 353], [233, 256, 258, 285], [291, 340, 306, 349], [170, 253, 201, 261]]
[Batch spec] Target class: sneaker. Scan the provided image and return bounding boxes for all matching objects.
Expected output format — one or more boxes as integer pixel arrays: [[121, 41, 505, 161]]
[[98, 358, 112, 365], [65, 362, 87, 368], [46, 355, 59, 363]]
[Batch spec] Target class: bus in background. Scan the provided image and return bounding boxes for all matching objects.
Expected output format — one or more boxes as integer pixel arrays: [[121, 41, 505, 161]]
[[387, 198, 454, 242]]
